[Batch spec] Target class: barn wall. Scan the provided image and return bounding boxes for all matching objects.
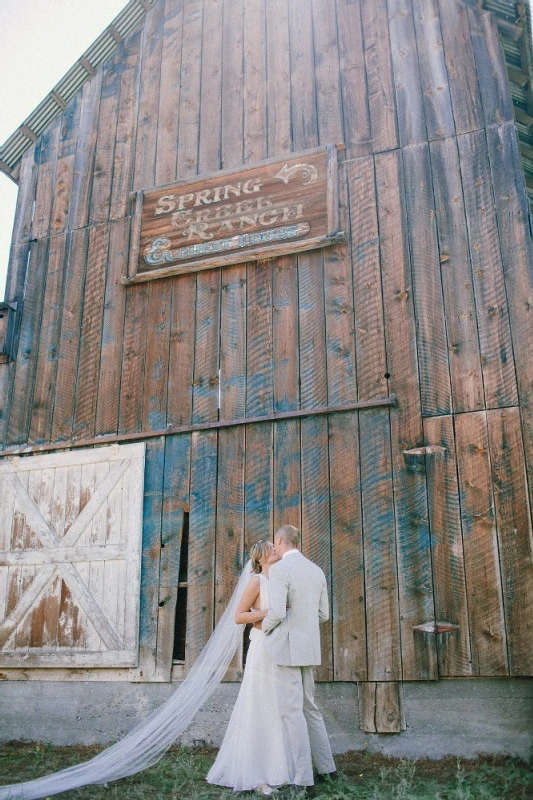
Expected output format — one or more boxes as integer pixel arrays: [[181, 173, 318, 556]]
[[1, 0, 533, 690]]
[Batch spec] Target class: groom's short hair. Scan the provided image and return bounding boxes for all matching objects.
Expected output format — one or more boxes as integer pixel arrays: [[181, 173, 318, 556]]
[[276, 525, 301, 549]]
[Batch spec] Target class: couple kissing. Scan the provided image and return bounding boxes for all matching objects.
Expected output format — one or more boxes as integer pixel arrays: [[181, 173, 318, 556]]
[[207, 524, 338, 797]]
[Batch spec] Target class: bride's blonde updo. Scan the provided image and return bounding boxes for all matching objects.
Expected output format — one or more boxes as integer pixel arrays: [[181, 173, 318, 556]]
[[249, 540, 273, 574]]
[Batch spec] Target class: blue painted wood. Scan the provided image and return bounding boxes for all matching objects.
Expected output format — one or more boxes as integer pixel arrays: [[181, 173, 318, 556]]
[[187, 430, 218, 667], [160, 432, 192, 588], [137, 437, 165, 679], [245, 423, 274, 549], [140, 438, 165, 590], [7, 239, 50, 446], [360, 407, 402, 681], [376, 148, 437, 680]]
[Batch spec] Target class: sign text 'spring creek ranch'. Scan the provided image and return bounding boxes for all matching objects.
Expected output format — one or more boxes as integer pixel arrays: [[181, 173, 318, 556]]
[[125, 145, 344, 283]]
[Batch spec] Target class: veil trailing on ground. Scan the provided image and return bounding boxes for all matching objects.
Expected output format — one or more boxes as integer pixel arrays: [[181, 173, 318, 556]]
[[0, 561, 253, 800]]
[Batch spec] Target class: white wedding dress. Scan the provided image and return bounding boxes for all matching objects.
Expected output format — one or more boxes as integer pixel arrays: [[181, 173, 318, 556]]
[[206, 573, 293, 792]]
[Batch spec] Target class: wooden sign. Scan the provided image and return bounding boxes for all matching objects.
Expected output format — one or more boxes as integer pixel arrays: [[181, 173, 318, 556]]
[[125, 144, 344, 283]]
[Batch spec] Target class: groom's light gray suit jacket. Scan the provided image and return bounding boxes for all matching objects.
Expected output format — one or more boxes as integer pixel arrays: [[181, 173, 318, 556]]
[[262, 551, 329, 666]]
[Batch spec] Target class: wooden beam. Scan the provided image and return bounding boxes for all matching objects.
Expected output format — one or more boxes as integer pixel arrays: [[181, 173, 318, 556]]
[[20, 126, 37, 142], [507, 66, 530, 88], [496, 17, 523, 42], [0, 396, 397, 458]]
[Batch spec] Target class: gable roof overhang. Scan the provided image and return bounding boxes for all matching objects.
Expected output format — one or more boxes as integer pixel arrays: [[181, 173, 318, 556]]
[[0, 0, 154, 183]]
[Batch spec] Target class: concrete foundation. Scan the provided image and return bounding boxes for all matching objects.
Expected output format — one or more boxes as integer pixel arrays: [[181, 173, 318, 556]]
[[1, 679, 531, 761]]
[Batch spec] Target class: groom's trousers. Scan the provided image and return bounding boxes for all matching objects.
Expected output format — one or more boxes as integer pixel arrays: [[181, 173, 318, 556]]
[[275, 664, 336, 787]]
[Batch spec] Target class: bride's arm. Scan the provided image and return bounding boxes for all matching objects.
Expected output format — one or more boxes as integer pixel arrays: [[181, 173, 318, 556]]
[[234, 576, 267, 624]]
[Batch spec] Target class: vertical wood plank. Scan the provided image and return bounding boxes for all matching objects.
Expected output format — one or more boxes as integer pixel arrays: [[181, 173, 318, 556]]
[[329, 411, 366, 681], [387, 0, 427, 147], [301, 413, 333, 681], [246, 264, 273, 418], [272, 256, 299, 413], [221, 0, 243, 169], [468, 6, 514, 128], [178, 0, 204, 177], [95, 217, 130, 436], [311, 0, 344, 147], [8, 144, 41, 260], [217, 260, 246, 671], [51, 229, 89, 442], [266, 0, 291, 158], [69, 69, 104, 231], [455, 411, 508, 676], [220, 269, 247, 421], [198, 0, 222, 174], [289, 0, 318, 151], [272, 258, 301, 530], [118, 281, 150, 434], [51, 94, 82, 236], [360, 682, 405, 733], [273, 419, 301, 533], [134, 438, 165, 681], [487, 408, 533, 676], [110, 28, 143, 220], [155, 0, 185, 187], [7, 239, 49, 446], [403, 143, 452, 416], [324, 166, 356, 408], [142, 278, 172, 432], [430, 136, 484, 413], [325, 164, 364, 681], [299, 251, 327, 410], [487, 121, 533, 516], [244, 423, 274, 549], [89, 48, 122, 225], [411, 0, 455, 141], [360, 0, 397, 155], [72, 223, 110, 440], [376, 149, 437, 680], [167, 273, 196, 426], [32, 118, 61, 241], [457, 130, 518, 409], [133, 1, 168, 439], [347, 157, 387, 401], [29, 234, 68, 444], [243, 0, 266, 165], [133, 0, 165, 193], [155, 432, 191, 681], [437, 0, 483, 135], [347, 156, 398, 682], [187, 430, 217, 668], [336, 0, 372, 160], [298, 245, 331, 679], [360, 407, 401, 682], [423, 415, 472, 677], [192, 269, 221, 424]]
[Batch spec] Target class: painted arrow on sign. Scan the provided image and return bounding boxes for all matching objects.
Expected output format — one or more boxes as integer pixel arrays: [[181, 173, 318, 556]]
[[274, 162, 319, 185]]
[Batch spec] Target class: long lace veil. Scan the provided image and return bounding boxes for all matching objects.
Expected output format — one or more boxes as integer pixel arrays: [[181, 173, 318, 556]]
[[0, 561, 253, 799]]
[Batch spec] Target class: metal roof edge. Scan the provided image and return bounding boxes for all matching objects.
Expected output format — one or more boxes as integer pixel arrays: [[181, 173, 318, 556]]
[[0, 0, 154, 184]]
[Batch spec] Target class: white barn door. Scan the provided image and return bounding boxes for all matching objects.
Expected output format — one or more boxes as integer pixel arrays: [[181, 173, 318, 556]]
[[0, 443, 145, 668]]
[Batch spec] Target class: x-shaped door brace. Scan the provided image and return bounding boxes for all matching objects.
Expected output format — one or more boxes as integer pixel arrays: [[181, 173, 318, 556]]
[[0, 459, 131, 651]]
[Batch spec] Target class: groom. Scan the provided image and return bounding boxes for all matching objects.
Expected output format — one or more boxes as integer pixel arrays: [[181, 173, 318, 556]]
[[262, 525, 337, 795]]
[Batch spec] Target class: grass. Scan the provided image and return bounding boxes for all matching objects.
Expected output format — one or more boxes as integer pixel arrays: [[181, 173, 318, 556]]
[[0, 743, 531, 799]]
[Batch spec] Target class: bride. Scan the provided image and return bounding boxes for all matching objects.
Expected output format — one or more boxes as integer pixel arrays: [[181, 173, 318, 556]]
[[206, 539, 293, 794], [0, 542, 290, 799]]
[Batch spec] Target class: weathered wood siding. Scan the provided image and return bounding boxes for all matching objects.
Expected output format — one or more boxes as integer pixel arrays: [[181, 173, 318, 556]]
[[0, 444, 144, 668], [1, 0, 533, 681]]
